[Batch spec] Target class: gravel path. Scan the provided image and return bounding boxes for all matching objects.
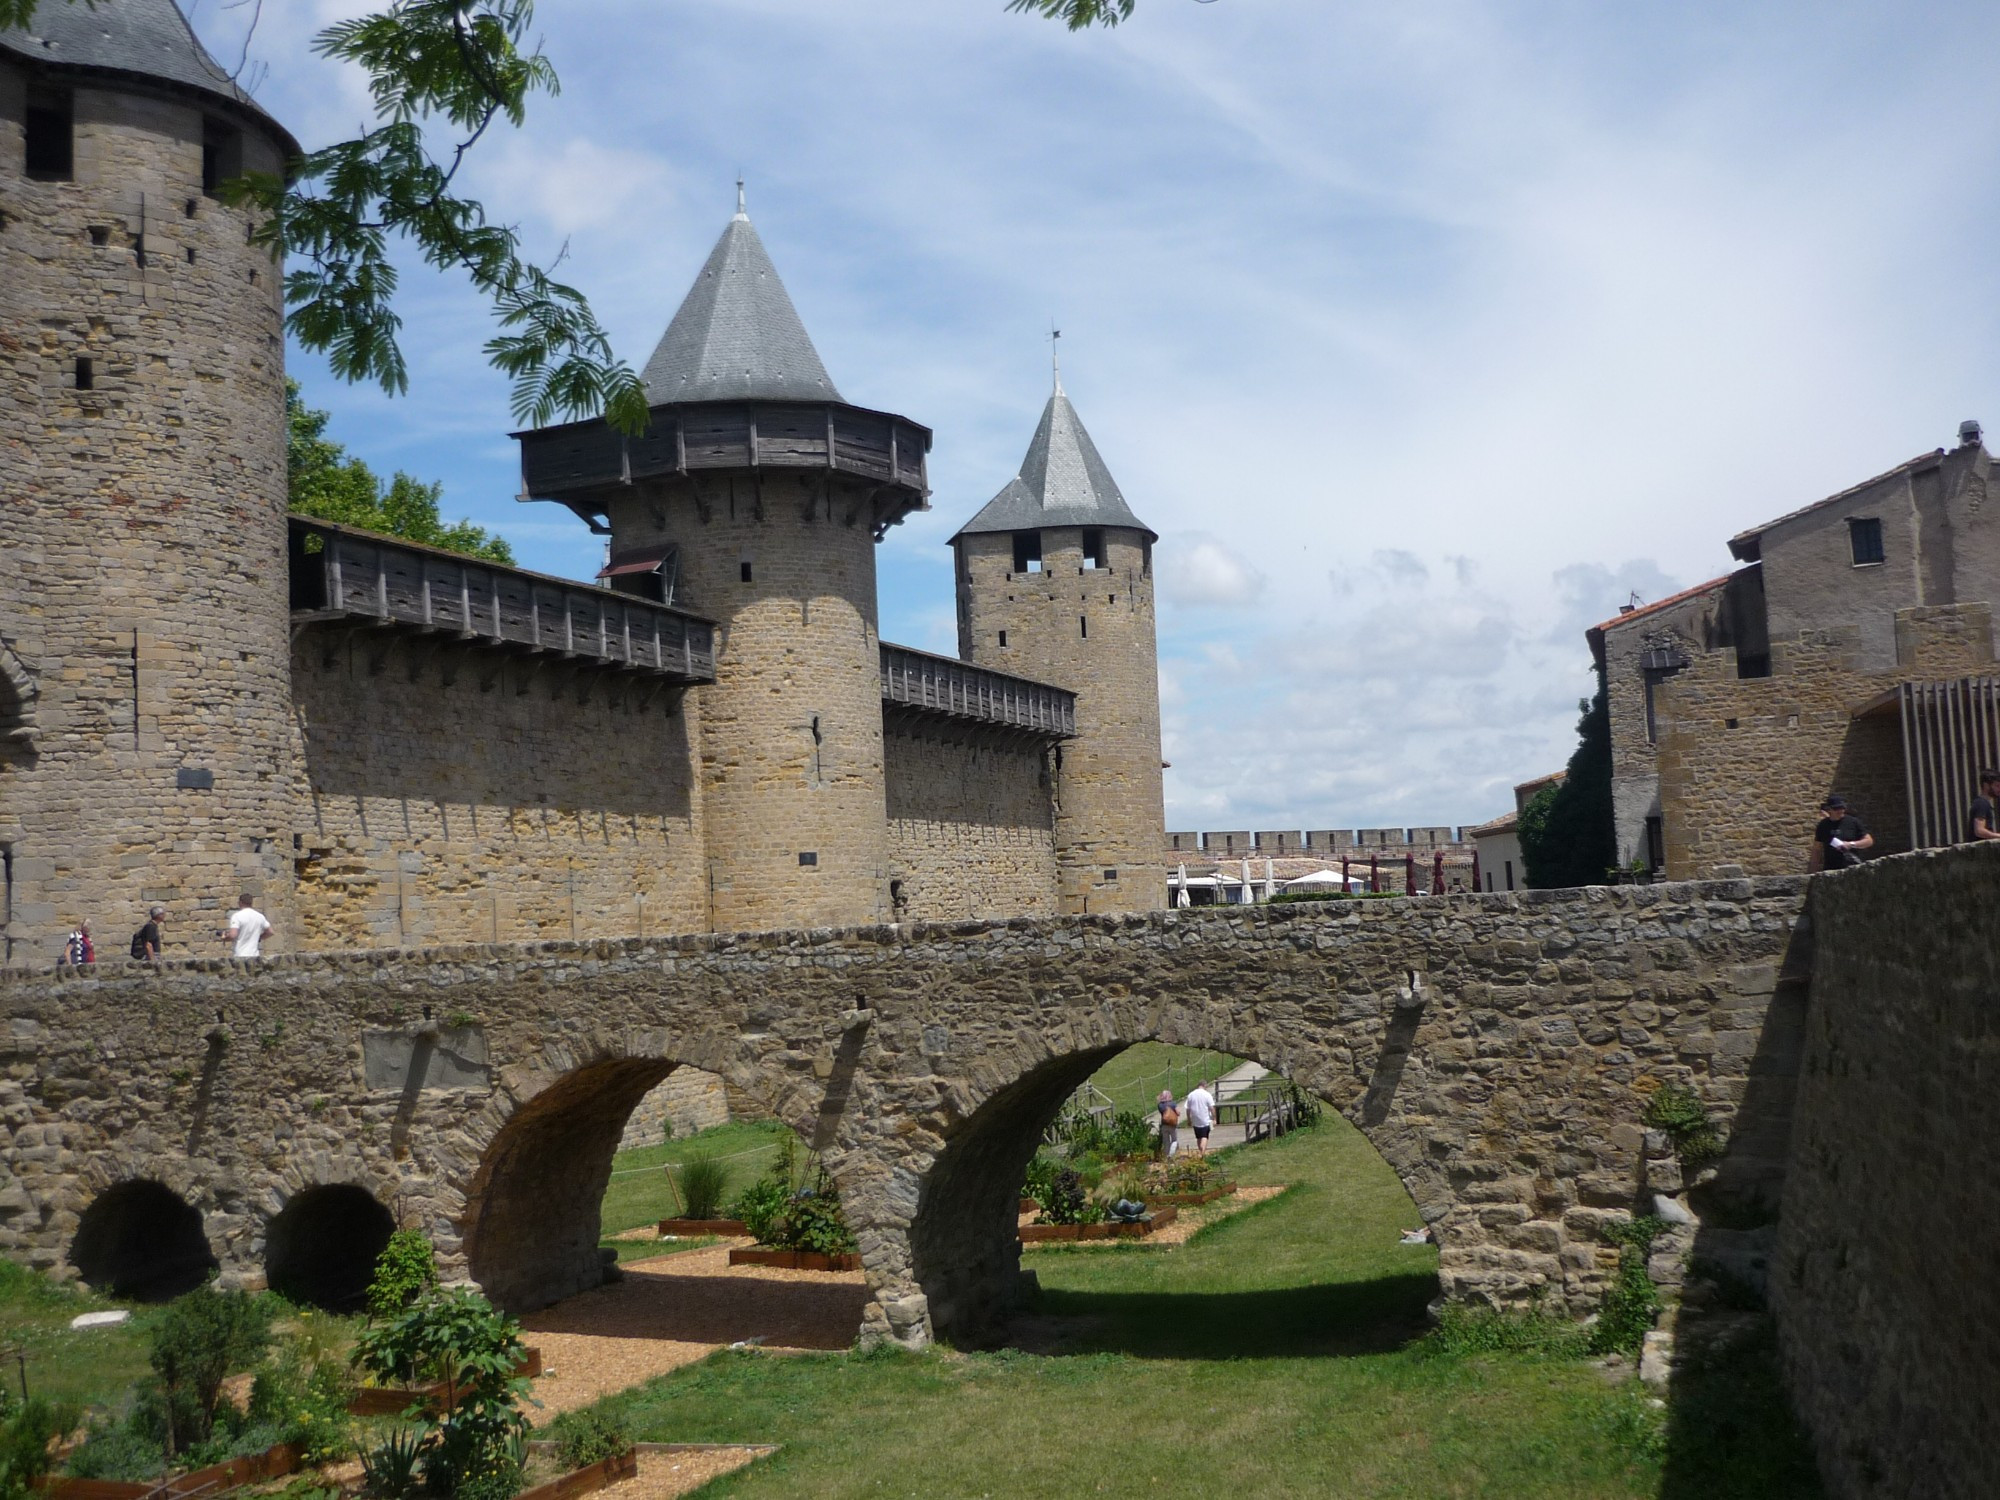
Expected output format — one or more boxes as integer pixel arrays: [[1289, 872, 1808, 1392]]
[[521, 1239, 867, 1419]]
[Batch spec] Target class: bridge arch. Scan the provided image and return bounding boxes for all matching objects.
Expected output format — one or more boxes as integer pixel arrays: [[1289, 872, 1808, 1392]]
[[900, 994, 1445, 1344], [265, 1183, 396, 1311], [458, 1034, 812, 1312], [69, 1179, 218, 1300]]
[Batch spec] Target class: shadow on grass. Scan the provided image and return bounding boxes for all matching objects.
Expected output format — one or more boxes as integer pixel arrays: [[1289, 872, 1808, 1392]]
[[1657, 1316, 1822, 1499], [1004, 1268, 1439, 1360]]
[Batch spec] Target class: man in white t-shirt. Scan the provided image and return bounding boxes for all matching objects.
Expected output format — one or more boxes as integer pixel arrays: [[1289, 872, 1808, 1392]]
[[1184, 1081, 1217, 1154], [222, 893, 272, 959]]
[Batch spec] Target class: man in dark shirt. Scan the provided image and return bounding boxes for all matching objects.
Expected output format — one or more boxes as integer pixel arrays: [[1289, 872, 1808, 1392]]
[[130, 905, 165, 961], [1970, 769, 2000, 843], [1812, 795, 1873, 870]]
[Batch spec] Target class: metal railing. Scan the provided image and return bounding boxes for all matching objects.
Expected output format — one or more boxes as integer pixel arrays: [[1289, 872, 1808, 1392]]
[[1895, 676, 2000, 848]]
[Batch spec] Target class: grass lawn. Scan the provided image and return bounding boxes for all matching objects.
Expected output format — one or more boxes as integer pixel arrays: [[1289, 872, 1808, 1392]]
[[599, 1119, 798, 1237], [0, 1260, 153, 1414], [590, 1113, 1821, 1498], [1084, 1042, 1245, 1116]]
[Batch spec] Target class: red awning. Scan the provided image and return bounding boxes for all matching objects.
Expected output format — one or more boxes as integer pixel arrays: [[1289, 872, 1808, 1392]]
[[598, 551, 669, 578]]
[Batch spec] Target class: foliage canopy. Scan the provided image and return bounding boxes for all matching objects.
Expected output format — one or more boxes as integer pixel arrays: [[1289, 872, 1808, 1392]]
[[287, 381, 513, 563], [1518, 671, 1617, 889]]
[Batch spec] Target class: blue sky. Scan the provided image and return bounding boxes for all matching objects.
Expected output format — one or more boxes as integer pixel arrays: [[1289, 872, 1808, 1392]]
[[195, 0, 2000, 833]]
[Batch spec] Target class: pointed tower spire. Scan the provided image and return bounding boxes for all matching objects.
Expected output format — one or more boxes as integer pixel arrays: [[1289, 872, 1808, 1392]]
[[951, 368, 1155, 541], [639, 189, 840, 404]]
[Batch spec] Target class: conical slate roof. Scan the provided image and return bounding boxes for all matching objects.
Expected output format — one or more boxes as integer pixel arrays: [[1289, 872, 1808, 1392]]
[[954, 378, 1155, 540], [0, 0, 289, 141], [641, 194, 841, 405]]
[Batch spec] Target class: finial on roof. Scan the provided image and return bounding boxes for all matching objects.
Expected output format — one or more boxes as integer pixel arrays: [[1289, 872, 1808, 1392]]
[[735, 177, 747, 220], [1050, 324, 1063, 395]]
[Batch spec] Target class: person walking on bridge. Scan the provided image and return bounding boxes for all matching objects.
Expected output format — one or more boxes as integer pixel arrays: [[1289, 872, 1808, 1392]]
[[1968, 768, 2000, 843]]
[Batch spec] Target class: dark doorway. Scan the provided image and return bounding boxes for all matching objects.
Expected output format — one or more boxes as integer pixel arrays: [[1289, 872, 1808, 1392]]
[[265, 1184, 395, 1311], [69, 1180, 218, 1300]]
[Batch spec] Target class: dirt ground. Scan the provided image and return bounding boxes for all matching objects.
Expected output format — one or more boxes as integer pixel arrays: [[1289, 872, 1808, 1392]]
[[521, 1239, 868, 1419]]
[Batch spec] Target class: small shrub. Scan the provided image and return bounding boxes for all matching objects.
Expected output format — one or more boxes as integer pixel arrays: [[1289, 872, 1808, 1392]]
[[674, 1153, 727, 1221], [3, 1394, 80, 1500], [147, 1285, 273, 1455], [782, 1182, 857, 1255], [367, 1230, 439, 1322], [355, 1287, 530, 1498], [63, 1422, 164, 1484], [248, 1321, 355, 1464], [547, 1410, 631, 1470], [1021, 1154, 1058, 1209], [728, 1173, 791, 1245], [1644, 1084, 1723, 1168], [1588, 1216, 1667, 1355], [1104, 1110, 1153, 1160], [1035, 1167, 1103, 1226], [358, 1425, 424, 1500]]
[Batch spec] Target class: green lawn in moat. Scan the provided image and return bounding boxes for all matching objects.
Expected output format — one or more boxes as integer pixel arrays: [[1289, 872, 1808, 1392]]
[[588, 1110, 1821, 1499]]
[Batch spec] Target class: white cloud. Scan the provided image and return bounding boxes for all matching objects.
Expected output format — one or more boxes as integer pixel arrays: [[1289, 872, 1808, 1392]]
[[202, 0, 2000, 833], [1161, 535, 1266, 608]]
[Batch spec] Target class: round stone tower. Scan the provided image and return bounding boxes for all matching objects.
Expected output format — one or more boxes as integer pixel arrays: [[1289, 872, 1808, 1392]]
[[0, 0, 302, 966], [952, 372, 1165, 915], [515, 193, 931, 931]]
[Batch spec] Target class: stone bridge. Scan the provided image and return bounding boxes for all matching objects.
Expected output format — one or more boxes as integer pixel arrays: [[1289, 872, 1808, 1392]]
[[0, 878, 1810, 1347]]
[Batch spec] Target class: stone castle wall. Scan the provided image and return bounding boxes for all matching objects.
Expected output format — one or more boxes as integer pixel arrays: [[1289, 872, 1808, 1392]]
[[0, 65, 301, 966], [290, 636, 708, 949], [1770, 843, 2000, 1500], [1655, 605, 1993, 879], [957, 525, 1164, 915], [883, 721, 1058, 922]]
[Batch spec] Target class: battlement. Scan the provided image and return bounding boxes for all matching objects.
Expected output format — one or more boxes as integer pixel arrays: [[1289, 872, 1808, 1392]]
[[1167, 825, 1471, 858]]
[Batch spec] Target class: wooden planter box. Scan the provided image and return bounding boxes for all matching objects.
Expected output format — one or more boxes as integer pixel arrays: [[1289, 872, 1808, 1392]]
[[1150, 1184, 1236, 1206], [1020, 1207, 1177, 1242], [517, 1448, 639, 1500], [657, 1218, 747, 1237], [727, 1247, 861, 1272], [348, 1349, 543, 1416], [41, 1442, 301, 1500], [1019, 1198, 1038, 1214]]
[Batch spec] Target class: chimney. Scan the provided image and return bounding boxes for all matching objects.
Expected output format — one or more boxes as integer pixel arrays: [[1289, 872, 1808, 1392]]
[[1959, 419, 1982, 448]]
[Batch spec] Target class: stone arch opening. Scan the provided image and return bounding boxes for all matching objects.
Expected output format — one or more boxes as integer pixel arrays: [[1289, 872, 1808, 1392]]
[[908, 1035, 1437, 1346], [69, 1179, 218, 1300], [463, 1056, 682, 1312], [0, 638, 36, 759], [266, 1184, 395, 1311]]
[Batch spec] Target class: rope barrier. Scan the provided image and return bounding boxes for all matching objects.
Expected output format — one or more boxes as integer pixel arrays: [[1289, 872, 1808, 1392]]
[[607, 1140, 781, 1178]]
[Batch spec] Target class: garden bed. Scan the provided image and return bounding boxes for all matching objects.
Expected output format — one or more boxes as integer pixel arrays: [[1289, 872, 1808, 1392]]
[[516, 1446, 639, 1500], [36, 1441, 300, 1500], [656, 1218, 748, 1237], [1149, 1183, 1236, 1206], [1020, 1207, 1177, 1242], [726, 1248, 861, 1272], [348, 1347, 544, 1416]]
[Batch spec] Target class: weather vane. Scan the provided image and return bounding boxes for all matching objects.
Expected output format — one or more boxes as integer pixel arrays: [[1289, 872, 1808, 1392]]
[[1050, 322, 1062, 390]]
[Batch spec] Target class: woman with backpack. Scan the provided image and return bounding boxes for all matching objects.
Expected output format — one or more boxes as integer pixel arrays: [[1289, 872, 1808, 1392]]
[[1157, 1089, 1181, 1159]]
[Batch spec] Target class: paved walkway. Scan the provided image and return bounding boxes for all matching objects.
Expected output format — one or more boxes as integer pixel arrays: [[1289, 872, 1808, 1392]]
[[1158, 1062, 1270, 1154]]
